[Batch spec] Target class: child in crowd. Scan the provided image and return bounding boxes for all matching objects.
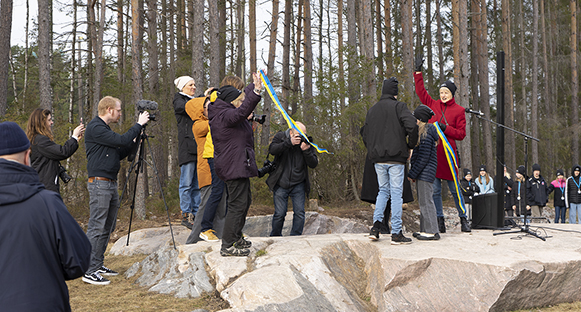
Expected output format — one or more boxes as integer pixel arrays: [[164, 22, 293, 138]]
[[504, 166, 515, 218], [460, 169, 479, 221], [475, 165, 495, 194], [548, 169, 567, 223], [512, 165, 528, 222], [408, 105, 440, 240], [565, 165, 581, 224], [526, 163, 549, 221]]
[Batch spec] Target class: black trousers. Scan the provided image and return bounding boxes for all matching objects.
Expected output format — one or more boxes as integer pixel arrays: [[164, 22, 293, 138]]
[[221, 178, 252, 248]]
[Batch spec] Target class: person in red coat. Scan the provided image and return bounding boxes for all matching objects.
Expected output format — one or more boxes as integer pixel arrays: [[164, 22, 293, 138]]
[[413, 54, 470, 233]]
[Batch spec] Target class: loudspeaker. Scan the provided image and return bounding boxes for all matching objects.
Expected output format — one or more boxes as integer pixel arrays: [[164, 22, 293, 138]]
[[472, 193, 504, 229]]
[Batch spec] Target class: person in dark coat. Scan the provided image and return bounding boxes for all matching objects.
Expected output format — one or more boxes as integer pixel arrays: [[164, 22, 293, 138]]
[[209, 73, 263, 256], [504, 166, 515, 217], [0, 121, 91, 312], [409, 105, 440, 240], [266, 121, 318, 236], [512, 165, 529, 218], [414, 54, 469, 233], [174, 75, 201, 229], [526, 163, 550, 222], [548, 169, 567, 223], [460, 169, 479, 221], [361, 77, 418, 244], [565, 165, 581, 224], [26, 108, 85, 194]]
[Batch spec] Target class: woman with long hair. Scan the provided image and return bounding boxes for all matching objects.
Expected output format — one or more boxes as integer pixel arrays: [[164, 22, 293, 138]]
[[26, 108, 84, 194], [475, 164, 495, 194]]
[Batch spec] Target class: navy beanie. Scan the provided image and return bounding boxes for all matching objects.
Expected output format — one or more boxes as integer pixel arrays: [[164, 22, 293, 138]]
[[556, 169, 564, 176], [440, 81, 457, 97], [517, 165, 526, 176], [463, 168, 472, 177], [413, 105, 435, 123], [382, 77, 399, 96], [0, 122, 30, 156], [532, 163, 541, 172], [479, 164, 487, 172]]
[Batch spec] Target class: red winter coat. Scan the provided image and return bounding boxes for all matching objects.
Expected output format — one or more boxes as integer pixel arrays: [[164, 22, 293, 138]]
[[414, 72, 466, 181]]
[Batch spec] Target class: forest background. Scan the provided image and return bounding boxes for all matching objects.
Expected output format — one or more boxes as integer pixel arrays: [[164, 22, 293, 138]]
[[0, 0, 579, 219]]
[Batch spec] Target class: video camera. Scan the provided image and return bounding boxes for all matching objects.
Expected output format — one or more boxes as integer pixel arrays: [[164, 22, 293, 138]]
[[136, 100, 158, 121]]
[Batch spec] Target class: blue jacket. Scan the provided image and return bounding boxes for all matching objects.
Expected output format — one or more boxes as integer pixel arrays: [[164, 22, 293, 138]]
[[208, 83, 261, 181], [0, 159, 91, 312], [409, 124, 438, 183]]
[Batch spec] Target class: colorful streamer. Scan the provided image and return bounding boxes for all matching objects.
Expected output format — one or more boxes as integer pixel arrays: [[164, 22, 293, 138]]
[[434, 122, 466, 214], [259, 70, 332, 154]]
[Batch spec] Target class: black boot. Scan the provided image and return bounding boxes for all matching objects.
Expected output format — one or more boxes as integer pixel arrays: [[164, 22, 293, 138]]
[[369, 221, 382, 240], [438, 216, 446, 233], [460, 217, 471, 232]]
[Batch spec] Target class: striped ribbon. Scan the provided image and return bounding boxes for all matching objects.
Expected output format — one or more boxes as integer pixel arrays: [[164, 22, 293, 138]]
[[434, 122, 466, 214], [259, 70, 331, 154]]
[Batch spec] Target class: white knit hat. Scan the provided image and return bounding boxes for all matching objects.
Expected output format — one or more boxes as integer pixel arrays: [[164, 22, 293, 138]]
[[174, 76, 194, 91]]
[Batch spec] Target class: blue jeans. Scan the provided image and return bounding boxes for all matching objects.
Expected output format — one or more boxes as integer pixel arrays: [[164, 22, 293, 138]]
[[270, 182, 306, 236], [433, 178, 466, 218], [555, 206, 567, 223], [570, 203, 581, 224], [373, 163, 404, 234], [201, 158, 226, 232], [179, 161, 201, 216], [86, 179, 119, 273]]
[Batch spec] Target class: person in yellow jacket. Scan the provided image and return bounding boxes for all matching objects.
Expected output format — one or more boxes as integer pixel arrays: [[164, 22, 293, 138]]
[[185, 96, 227, 243]]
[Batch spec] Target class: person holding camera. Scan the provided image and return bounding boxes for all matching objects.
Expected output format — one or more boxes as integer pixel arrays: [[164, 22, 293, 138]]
[[83, 96, 149, 285], [266, 121, 318, 236], [26, 108, 85, 194], [209, 73, 262, 257]]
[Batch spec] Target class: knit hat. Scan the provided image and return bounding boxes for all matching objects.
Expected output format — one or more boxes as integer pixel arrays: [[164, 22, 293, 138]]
[[532, 163, 541, 172], [440, 80, 457, 97], [556, 169, 564, 176], [516, 165, 526, 176], [573, 165, 581, 175], [479, 164, 487, 172], [216, 85, 242, 103], [0, 122, 30, 156], [174, 76, 194, 91], [382, 77, 399, 96], [463, 168, 472, 177], [413, 105, 434, 123]]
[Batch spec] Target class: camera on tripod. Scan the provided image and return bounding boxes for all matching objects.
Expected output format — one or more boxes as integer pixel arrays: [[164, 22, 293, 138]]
[[58, 164, 72, 183], [136, 100, 158, 121], [257, 158, 276, 178]]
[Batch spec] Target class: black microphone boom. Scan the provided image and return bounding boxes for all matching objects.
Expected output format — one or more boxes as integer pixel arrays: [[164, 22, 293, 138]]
[[465, 107, 484, 116]]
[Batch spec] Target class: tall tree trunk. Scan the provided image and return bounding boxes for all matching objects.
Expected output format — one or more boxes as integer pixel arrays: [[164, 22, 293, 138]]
[[69, 0, 77, 127], [192, 0, 205, 90], [235, 0, 245, 78], [531, 0, 539, 164], [23, 0, 30, 112], [361, 0, 376, 99], [218, 0, 226, 81], [117, 0, 125, 98], [249, 0, 257, 74], [469, 15, 481, 166], [375, 0, 383, 79], [281, 0, 292, 111], [426, 0, 433, 88], [0, 0, 12, 115], [502, 0, 515, 174], [38, 0, 52, 111], [347, 0, 358, 104], [477, 0, 493, 172], [384, 0, 392, 77], [147, 0, 159, 96], [303, 0, 313, 125], [436, 0, 444, 83], [261, 0, 279, 148], [209, 0, 220, 86], [540, 0, 553, 169], [291, 0, 303, 116], [338, 0, 345, 112], [572, 0, 579, 164], [517, 0, 526, 152], [401, 0, 413, 102], [132, 0, 146, 219]]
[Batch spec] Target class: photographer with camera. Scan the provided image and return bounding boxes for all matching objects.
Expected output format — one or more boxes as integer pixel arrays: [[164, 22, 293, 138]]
[[26, 108, 85, 194], [266, 121, 318, 237], [83, 96, 149, 285]]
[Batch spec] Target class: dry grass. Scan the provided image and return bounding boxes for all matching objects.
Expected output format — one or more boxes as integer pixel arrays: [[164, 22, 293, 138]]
[[512, 302, 581, 312]]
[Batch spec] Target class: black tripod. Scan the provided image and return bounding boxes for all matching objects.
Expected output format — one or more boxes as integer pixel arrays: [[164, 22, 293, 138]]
[[120, 124, 176, 249]]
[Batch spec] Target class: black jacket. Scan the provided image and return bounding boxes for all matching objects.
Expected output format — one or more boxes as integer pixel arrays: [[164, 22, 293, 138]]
[[361, 91, 418, 164], [266, 129, 318, 195], [504, 176, 514, 209], [85, 116, 141, 180], [360, 154, 414, 204], [526, 175, 549, 207], [461, 178, 480, 204], [548, 178, 567, 207], [174, 92, 198, 166], [512, 178, 529, 216], [565, 166, 581, 206], [30, 134, 79, 193], [0, 159, 91, 312], [409, 124, 438, 183]]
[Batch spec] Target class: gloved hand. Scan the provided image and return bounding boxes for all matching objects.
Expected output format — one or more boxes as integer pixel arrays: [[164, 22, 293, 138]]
[[414, 53, 424, 72], [439, 123, 447, 132]]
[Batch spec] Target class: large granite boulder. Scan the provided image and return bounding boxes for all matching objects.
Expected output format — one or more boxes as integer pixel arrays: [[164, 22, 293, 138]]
[[120, 225, 581, 311]]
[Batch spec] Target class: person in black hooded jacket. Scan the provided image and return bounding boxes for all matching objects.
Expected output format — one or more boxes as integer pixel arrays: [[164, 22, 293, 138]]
[[0, 121, 91, 312], [526, 163, 550, 221], [361, 77, 418, 244], [565, 165, 581, 224]]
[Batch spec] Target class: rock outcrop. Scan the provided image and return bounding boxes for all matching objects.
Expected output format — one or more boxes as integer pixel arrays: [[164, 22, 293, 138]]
[[117, 224, 581, 311]]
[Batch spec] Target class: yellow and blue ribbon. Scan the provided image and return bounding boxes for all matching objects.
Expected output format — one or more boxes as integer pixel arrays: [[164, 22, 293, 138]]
[[434, 122, 466, 214], [259, 70, 331, 154]]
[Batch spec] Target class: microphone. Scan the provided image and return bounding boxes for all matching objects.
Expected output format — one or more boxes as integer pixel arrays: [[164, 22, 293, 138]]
[[465, 107, 484, 116]]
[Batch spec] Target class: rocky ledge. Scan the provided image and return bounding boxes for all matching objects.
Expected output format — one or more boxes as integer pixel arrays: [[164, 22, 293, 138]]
[[112, 218, 581, 312]]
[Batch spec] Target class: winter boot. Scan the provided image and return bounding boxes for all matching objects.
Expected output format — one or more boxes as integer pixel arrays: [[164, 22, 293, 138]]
[[460, 217, 471, 232], [181, 212, 193, 229], [438, 216, 446, 233]]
